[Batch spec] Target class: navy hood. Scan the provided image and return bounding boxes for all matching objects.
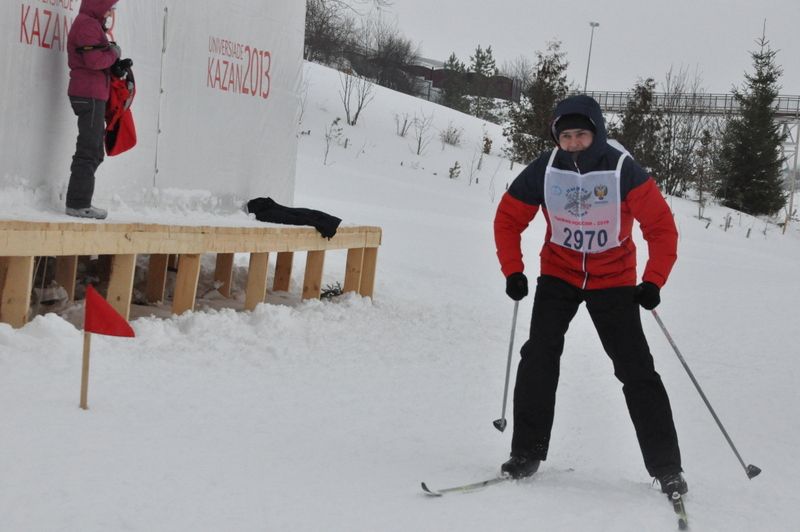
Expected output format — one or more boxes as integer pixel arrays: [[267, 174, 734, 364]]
[[550, 95, 608, 149]]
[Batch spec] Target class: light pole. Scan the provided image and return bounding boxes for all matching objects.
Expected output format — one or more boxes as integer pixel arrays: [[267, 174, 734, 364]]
[[583, 21, 599, 93]]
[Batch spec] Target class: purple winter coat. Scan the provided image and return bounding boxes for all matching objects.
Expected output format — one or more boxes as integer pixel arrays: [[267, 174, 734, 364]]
[[67, 0, 120, 101]]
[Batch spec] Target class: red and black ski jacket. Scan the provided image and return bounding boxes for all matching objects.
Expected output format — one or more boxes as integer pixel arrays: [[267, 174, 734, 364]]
[[494, 95, 678, 290]]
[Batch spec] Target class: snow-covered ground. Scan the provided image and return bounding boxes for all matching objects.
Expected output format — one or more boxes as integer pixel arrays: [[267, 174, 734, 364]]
[[1, 61, 799, 531]]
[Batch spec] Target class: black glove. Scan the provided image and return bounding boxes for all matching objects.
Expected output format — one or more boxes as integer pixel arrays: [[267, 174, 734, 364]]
[[635, 281, 661, 310], [505, 272, 528, 301], [110, 58, 133, 78]]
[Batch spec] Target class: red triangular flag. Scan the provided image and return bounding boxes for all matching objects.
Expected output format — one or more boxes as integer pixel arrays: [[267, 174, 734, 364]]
[[84, 285, 135, 337]]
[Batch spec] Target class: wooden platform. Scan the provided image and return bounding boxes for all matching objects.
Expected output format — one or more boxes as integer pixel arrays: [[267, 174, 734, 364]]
[[0, 220, 381, 328]]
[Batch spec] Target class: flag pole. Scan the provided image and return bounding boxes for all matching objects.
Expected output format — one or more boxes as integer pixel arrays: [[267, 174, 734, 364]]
[[80, 331, 92, 410]]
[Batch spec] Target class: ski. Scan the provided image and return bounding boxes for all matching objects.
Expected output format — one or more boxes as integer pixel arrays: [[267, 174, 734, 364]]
[[669, 492, 689, 530], [421, 476, 509, 496]]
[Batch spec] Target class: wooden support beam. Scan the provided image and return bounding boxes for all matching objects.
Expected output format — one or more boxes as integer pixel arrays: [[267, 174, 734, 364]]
[[0, 221, 382, 257], [0, 258, 8, 323], [358, 247, 378, 298], [172, 254, 201, 315], [244, 252, 269, 311], [106, 254, 137, 321], [54, 256, 78, 301], [272, 251, 293, 292], [0, 256, 35, 328], [145, 254, 169, 303], [0, 259, 7, 300], [214, 253, 235, 298], [0, 222, 381, 327], [343, 247, 364, 293], [302, 250, 325, 300]]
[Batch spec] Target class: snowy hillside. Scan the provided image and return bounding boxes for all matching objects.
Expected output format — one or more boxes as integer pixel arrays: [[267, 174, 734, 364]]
[[1, 61, 799, 532]]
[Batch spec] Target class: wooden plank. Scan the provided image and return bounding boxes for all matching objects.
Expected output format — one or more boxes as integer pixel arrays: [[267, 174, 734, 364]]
[[272, 251, 293, 292], [214, 253, 235, 298], [145, 254, 169, 303], [172, 254, 201, 315], [244, 252, 269, 311], [302, 250, 325, 300], [343, 248, 364, 293], [0, 221, 382, 256], [54, 256, 78, 301], [106, 254, 136, 321], [0, 256, 35, 328], [358, 247, 379, 298]]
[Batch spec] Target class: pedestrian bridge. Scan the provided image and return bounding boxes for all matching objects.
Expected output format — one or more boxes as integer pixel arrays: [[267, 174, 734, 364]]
[[578, 90, 799, 226], [580, 91, 800, 119]]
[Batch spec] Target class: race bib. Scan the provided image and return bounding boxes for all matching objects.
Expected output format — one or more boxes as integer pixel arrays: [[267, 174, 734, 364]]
[[544, 150, 626, 254]]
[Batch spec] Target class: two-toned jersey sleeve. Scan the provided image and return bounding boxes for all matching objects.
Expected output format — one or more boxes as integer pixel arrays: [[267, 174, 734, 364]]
[[493, 192, 539, 277]]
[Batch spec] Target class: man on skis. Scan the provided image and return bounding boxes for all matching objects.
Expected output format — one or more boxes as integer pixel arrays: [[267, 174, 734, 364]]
[[493, 94, 687, 496]]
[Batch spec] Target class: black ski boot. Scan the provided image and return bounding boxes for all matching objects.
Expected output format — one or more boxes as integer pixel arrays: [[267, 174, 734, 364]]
[[501, 455, 540, 479], [657, 472, 688, 495]]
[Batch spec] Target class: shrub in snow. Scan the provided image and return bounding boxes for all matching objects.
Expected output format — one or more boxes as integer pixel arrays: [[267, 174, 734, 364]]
[[439, 122, 463, 147], [482, 132, 493, 155], [449, 161, 461, 179]]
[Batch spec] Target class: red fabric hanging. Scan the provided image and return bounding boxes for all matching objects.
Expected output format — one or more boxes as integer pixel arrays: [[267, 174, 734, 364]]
[[105, 67, 137, 156]]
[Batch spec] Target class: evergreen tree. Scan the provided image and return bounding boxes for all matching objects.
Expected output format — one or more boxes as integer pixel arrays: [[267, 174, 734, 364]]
[[469, 45, 498, 122], [608, 78, 664, 176], [716, 33, 785, 216], [440, 53, 469, 113], [469, 45, 497, 77], [503, 41, 570, 163]]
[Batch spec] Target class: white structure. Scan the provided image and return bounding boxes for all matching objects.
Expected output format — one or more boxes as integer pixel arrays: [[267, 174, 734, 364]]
[[2, 1, 305, 208]]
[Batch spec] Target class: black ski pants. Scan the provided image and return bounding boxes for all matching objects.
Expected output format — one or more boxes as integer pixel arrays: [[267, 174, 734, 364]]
[[67, 97, 106, 209], [511, 275, 682, 477]]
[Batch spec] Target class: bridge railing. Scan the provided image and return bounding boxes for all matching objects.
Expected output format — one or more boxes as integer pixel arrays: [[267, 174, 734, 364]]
[[578, 91, 800, 119]]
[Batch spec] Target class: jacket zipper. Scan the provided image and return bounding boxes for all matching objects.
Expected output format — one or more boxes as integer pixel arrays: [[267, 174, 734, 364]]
[[573, 157, 589, 289]]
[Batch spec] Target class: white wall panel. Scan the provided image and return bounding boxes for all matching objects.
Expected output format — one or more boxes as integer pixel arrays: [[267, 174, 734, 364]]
[[1, 0, 303, 209]]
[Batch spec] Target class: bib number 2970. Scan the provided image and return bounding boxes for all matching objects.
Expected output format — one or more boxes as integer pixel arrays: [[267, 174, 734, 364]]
[[562, 228, 607, 251]]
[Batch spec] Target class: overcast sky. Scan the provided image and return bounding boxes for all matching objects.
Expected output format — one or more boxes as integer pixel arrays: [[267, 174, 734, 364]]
[[361, 0, 800, 94]]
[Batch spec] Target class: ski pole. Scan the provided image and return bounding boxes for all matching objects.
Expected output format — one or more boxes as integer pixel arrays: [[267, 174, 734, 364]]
[[493, 301, 519, 432], [651, 309, 761, 479]]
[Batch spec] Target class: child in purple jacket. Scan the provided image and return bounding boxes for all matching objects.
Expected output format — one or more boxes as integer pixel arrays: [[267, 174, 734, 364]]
[[65, 0, 121, 219]]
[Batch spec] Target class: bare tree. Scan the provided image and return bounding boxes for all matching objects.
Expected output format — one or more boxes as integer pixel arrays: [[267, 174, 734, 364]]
[[488, 159, 503, 203], [304, 0, 358, 63], [466, 147, 482, 185], [394, 112, 412, 137], [657, 66, 711, 196], [352, 14, 421, 95], [339, 71, 374, 126], [500, 54, 535, 92], [298, 73, 311, 125], [330, 0, 392, 12], [323, 117, 343, 165], [411, 111, 434, 155]]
